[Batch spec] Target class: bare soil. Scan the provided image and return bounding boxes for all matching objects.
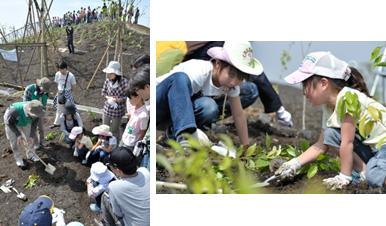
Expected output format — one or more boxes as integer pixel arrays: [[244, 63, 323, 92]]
[[0, 21, 149, 225], [156, 83, 386, 194]]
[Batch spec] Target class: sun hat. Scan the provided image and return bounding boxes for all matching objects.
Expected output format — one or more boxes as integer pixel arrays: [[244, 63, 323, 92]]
[[104, 146, 137, 172], [63, 101, 76, 115], [69, 126, 83, 139], [284, 51, 351, 84], [90, 162, 114, 184], [36, 77, 51, 93], [67, 222, 85, 226], [18, 195, 54, 226], [207, 41, 263, 76], [103, 61, 122, 75], [92, 124, 113, 137], [25, 100, 45, 118]]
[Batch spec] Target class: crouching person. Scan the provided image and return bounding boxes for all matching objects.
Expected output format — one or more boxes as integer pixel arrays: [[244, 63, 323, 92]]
[[87, 162, 115, 212], [69, 126, 93, 164], [4, 100, 44, 167], [60, 101, 84, 151], [99, 146, 150, 226]]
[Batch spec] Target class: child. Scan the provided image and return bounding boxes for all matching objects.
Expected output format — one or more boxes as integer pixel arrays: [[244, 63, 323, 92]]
[[156, 41, 263, 148], [275, 51, 386, 189], [120, 87, 149, 151], [52, 61, 77, 128], [89, 125, 118, 162], [60, 102, 84, 152], [69, 126, 93, 164], [86, 162, 114, 212]]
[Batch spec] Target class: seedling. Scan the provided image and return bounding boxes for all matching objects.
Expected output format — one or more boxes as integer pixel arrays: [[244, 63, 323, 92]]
[[24, 174, 39, 188], [87, 108, 96, 119], [45, 131, 60, 141]]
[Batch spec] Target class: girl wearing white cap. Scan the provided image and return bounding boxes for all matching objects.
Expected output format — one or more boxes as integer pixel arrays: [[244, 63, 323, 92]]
[[275, 51, 386, 189], [156, 41, 263, 148], [101, 61, 128, 140]]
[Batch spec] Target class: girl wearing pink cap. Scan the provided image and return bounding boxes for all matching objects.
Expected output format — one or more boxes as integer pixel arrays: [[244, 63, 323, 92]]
[[275, 51, 386, 189], [156, 41, 263, 148]]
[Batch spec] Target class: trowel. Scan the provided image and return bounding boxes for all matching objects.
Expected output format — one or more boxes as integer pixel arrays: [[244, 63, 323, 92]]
[[12, 187, 27, 201], [251, 169, 292, 188]]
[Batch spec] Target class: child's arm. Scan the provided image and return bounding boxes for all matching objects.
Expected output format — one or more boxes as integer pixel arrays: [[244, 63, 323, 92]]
[[90, 140, 100, 151], [296, 129, 329, 166], [138, 129, 147, 141], [339, 113, 356, 176], [228, 96, 249, 145]]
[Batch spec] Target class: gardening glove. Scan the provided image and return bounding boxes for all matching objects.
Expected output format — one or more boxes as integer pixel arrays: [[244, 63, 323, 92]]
[[276, 107, 293, 127], [274, 158, 301, 180], [52, 207, 66, 226], [322, 172, 352, 190], [107, 99, 115, 106], [0, 185, 11, 193]]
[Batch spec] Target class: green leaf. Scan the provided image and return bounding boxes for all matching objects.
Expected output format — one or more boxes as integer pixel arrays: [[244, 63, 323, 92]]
[[376, 62, 386, 67], [307, 165, 318, 179], [265, 133, 271, 151], [365, 121, 375, 138], [368, 106, 379, 121], [255, 159, 270, 168], [156, 154, 174, 174], [301, 139, 310, 152], [358, 114, 368, 138], [286, 146, 298, 157], [220, 156, 232, 170], [377, 136, 386, 150], [319, 163, 329, 171], [245, 144, 257, 157], [370, 46, 382, 61]]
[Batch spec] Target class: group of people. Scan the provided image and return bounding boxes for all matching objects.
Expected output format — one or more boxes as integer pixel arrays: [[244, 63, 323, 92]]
[[4, 54, 150, 225], [52, 2, 141, 28], [156, 41, 386, 190]]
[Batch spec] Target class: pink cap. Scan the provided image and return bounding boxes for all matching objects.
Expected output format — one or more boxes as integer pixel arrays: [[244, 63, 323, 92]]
[[69, 126, 83, 139]]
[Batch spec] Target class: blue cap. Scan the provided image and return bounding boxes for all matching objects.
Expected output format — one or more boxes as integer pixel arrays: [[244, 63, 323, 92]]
[[18, 195, 54, 226]]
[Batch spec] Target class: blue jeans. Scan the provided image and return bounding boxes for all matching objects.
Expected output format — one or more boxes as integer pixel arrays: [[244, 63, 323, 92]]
[[76, 145, 89, 161], [64, 135, 74, 146], [156, 72, 259, 137], [156, 72, 196, 137], [93, 181, 102, 208], [89, 148, 109, 162], [140, 150, 150, 172]]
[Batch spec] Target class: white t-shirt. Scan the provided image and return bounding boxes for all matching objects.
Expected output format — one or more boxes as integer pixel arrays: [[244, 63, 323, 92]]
[[55, 71, 76, 91], [156, 59, 240, 98], [322, 86, 386, 148], [122, 105, 149, 146]]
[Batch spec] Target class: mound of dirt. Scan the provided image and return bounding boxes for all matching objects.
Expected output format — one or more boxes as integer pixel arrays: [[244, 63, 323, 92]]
[[0, 20, 149, 225]]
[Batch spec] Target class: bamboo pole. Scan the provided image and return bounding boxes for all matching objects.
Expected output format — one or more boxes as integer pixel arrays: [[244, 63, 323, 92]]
[[16, 47, 24, 89], [43, 0, 62, 62], [86, 28, 120, 89], [46, 46, 57, 72], [0, 60, 3, 85], [23, 47, 37, 81]]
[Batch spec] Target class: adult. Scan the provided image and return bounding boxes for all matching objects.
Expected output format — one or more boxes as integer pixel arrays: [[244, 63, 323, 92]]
[[4, 100, 44, 167], [131, 54, 150, 71], [101, 61, 128, 140], [66, 22, 74, 54], [51, 61, 77, 128], [127, 4, 133, 23], [60, 101, 84, 151], [100, 146, 150, 225], [23, 77, 51, 149], [133, 7, 139, 24]]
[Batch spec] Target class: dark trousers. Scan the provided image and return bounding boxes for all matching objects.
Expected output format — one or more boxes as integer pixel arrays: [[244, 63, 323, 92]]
[[67, 38, 74, 53]]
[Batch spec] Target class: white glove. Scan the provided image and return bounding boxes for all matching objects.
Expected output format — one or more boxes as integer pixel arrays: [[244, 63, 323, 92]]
[[0, 185, 11, 193], [274, 158, 301, 180], [52, 207, 66, 226], [107, 99, 118, 109], [276, 107, 293, 127], [322, 173, 352, 190], [85, 151, 91, 160]]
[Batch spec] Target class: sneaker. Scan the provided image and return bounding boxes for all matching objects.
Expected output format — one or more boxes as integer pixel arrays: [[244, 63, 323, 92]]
[[90, 204, 101, 212], [50, 124, 60, 129], [82, 160, 87, 165], [352, 170, 366, 184], [73, 150, 79, 157], [28, 155, 40, 162], [40, 141, 48, 147], [16, 159, 25, 167]]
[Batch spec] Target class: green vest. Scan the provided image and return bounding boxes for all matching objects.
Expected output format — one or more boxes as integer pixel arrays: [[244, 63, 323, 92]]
[[28, 84, 48, 106], [10, 102, 35, 127]]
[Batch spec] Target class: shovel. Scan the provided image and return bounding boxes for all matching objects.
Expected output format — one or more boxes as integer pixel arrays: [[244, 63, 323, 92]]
[[21, 142, 56, 175], [251, 169, 292, 188], [12, 187, 27, 201]]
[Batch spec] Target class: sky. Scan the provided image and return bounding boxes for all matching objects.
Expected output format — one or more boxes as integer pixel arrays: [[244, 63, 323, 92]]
[[0, 0, 150, 35]]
